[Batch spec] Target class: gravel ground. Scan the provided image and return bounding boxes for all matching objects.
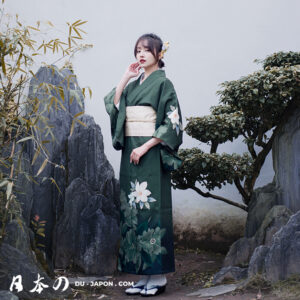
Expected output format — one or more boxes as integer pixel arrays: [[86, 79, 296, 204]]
[[58, 247, 284, 300]]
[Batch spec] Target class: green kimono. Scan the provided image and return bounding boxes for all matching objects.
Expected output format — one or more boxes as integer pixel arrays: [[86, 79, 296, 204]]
[[104, 69, 183, 275]]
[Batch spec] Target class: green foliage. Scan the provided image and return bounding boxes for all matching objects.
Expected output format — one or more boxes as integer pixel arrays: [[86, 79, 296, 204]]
[[30, 214, 46, 246], [217, 65, 299, 130], [172, 51, 300, 210], [255, 51, 300, 70], [173, 148, 253, 191], [185, 111, 245, 144]]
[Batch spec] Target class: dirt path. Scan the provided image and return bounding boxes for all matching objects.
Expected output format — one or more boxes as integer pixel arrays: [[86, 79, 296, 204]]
[[62, 247, 283, 300]]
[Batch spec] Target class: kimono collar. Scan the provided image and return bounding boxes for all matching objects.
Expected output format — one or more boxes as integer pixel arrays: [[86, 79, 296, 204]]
[[138, 69, 166, 85], [128, 69, 166, 102]]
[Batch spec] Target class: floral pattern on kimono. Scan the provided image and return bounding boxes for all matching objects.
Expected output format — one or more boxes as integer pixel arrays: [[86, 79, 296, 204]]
[[118, 188, 168, 274], [152, 79, 183, 152]]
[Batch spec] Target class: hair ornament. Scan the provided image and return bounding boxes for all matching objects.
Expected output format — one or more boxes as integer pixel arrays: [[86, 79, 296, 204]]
[[160, 41, 170, 59]]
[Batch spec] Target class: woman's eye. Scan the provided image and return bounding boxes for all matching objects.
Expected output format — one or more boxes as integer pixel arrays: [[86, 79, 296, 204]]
[[137, 49, 149, 53]]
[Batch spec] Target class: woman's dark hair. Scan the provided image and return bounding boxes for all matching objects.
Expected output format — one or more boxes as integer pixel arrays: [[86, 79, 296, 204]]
[[134, 33, 165, 68]]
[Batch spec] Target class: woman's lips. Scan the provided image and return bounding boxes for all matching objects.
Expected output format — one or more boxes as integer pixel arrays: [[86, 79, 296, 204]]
[[140, 60, 146, 63]]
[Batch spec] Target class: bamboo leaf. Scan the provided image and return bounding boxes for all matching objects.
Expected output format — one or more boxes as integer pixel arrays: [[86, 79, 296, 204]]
[[36, 158, 48, 176], [50, 177, 62, 195], [27, 26, 40, 31], [58, 86, 64, 102], [75, 118, 87, 127], [29, 70, 38, 79], [47, 20, 54, 27], [72, 19, 82, 26], [75, 20, 88, 27], [69, 119, 75, 137], [6, 181, 13, 202], [1, 56, 6, 75], [0, 180, 9, 188], [16, 136, 33, 143], [74, 111, 84, 118], [16, 217, 25, 233], [73, 27, 81, 38], [57, 99, 67, 111], [37, 228, 45, 234]]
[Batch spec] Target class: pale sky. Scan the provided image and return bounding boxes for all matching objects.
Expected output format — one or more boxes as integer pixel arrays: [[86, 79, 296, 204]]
[[5, 0, 300, 212]]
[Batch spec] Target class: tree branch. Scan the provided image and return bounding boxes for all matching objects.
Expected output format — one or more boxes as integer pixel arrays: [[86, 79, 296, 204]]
[[234, 177, 250, 204], [187, 184, 248, 212], [245, 98, 300, 194]]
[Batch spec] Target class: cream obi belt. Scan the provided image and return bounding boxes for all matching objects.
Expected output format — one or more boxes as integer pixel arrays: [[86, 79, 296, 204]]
[[125, 105, 156, 136]]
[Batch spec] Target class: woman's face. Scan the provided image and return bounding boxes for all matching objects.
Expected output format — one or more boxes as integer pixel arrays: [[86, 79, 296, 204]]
[[136, 40, 158, 69]]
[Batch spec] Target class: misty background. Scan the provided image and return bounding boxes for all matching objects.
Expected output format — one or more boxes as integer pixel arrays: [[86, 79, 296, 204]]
[[5, 0, 300, 231]]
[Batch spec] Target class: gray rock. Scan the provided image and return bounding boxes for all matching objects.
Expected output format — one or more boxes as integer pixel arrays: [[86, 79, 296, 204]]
[[223, 104, 300, 284], [21, 65, 120, 275], [248, 245, 269, 277], [223, 237, 255, 267], [186, 283, 239, 297], [212, 266, 248, 284], [264, 210, 300, 282], [0, 242, 71, 299], [25, 65, 84, 260], [3, 217, 56, 276], [273, 107, 300, 212], [0, 291, 19, 300], [224, 205, 291, 268], [245, 181, 281, 238], [54, 177, 119, 275], [253, 205, 292, 247], [67, 114, 116, 199], [0, 217, 71, 298]]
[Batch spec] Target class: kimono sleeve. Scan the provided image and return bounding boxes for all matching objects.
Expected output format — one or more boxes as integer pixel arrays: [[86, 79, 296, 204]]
[[152, 80, 183, 151], [104, 85, 128, 150]]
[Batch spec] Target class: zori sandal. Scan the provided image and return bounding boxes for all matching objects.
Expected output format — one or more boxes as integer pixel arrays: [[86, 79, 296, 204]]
[[140, 283, 167, 297], [125, 281, 147, 295]]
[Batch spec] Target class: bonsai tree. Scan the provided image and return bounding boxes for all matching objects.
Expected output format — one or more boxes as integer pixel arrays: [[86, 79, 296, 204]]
[[172, 51, 300, 211], [0, 2, 92, 243]]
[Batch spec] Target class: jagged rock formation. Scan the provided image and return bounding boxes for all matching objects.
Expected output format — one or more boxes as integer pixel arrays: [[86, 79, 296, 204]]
[[213, 105, 300, 284], [272, 108, 300, 212], [26, 66, 120, 275], [0, 65, 120, 297], [0, 219, 71, 299]]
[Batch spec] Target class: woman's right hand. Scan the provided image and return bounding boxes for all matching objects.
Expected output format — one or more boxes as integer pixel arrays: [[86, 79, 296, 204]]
[[124, 62, 141, 79]]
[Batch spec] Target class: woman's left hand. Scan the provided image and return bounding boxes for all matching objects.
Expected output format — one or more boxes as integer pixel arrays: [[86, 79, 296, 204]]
[[130, 145, 149, 165]]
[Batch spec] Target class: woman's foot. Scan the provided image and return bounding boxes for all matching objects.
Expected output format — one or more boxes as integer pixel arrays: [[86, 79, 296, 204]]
[[125, 275, 150, 295], [140, 274, 167, 296]]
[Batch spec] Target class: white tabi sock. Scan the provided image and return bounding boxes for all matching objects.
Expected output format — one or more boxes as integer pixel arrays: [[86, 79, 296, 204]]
[[125, 275, 150, 293], [139, 275, 167, 295], [146, 274, 167, 288]]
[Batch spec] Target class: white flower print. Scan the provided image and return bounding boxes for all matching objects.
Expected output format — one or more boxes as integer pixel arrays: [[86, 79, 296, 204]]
[[169, 107, 180, 125], [128, 179, 157, 209], [167, 105, 183, 135]]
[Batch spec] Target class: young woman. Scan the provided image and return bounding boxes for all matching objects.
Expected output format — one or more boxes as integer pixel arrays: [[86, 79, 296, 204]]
[[104, 33, 183, 296]]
